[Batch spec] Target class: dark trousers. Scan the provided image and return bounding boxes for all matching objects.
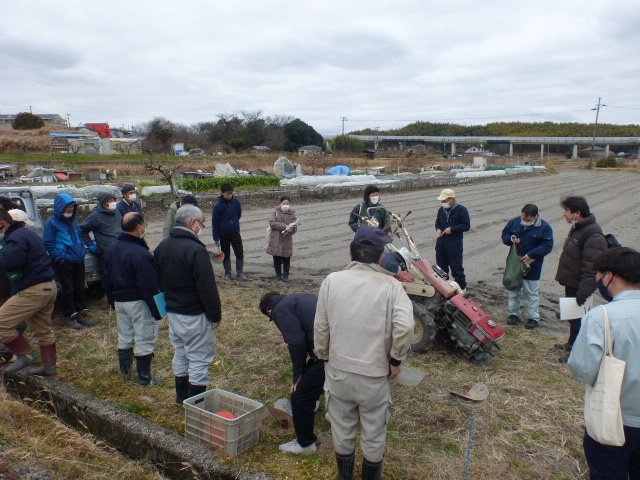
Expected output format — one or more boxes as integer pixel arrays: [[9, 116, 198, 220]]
[[435, 239, 466, 289], [584, 426, 640, 479], [220, 232, 244, 261], [273, 256, 290, 276], [291, 359, 325, 447], [57, 261, 87, 317], [564, 286, 582, 345]]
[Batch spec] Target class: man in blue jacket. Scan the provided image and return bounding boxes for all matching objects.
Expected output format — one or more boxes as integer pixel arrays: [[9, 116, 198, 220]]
[[435, 189, 471, 291], [116, 184, 142, 217], [44, 193, 94, 330], [259, 292, 323, 454], [0, 209, 58, 376], [104, 212, 163, 386], [501, 204, 554, 330], [212, 182, 247, 281]]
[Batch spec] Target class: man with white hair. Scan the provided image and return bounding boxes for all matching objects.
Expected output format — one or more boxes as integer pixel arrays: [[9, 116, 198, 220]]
[[154, 205, 222, 404]]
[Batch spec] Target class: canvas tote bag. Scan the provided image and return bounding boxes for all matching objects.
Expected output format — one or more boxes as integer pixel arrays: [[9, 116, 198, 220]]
[[583, 305, 626, 446]]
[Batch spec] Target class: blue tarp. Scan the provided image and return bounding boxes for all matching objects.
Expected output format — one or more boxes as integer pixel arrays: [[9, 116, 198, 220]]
[[326, 165, 351, 175]]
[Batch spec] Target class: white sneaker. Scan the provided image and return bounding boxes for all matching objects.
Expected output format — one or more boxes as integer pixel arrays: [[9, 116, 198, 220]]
[[279, 439, 317, 454]]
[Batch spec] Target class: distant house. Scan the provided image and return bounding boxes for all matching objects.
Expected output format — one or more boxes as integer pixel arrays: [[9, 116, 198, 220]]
[[84, 123, 112, 138], [0, 113, 67, 128], [464, 146, 485, 155], [580, 146, 608, 159], [363, 149, 377, 160], [251, 146, 271, 153], [298, 145, 323, 155]]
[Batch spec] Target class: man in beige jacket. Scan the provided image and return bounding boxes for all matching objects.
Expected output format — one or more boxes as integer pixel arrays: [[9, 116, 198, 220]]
[[314, 225, 414, 480]]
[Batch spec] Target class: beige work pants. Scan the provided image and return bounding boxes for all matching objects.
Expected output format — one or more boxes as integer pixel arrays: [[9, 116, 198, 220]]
[[0, 280, 57, 346]]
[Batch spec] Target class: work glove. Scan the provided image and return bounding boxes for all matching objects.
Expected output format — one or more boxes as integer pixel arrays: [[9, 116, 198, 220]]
[[576, 293, 589, 306]]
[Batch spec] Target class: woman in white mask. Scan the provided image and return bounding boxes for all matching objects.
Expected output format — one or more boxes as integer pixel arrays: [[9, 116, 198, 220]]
[[348, 185, 392, 234], [266, 196, 298, 282]]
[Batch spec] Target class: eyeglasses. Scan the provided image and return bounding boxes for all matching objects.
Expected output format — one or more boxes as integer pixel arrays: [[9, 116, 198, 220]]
[[196, 220, 206, 230]]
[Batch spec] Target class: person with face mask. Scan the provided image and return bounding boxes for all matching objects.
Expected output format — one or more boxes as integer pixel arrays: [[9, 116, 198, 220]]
[[501, 204, 554, 330], [80, 191, 123, 257], [43, 194, 92, 330], [116, 184, 142, 217], [154, 205, 221, 404], [434, 188, 471, 292], [104, 213, 163, 386], [348, 185, 391, 234], [568, 247, 640, 479], [266, 196, 298, 282], [212, 183, 248, 281], [555, 196, 608, 363]]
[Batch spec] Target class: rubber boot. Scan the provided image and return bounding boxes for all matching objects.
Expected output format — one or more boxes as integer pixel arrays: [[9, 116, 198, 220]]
[[274, 259, 282, 281], [223, 258, 232, 281], [26, 343, 57, 376], [336, 452, 355, 480], [236, 258, 248, 281], [283, 261, 290, 283], [135, 354, 164, 385], [175, 376, 190, 404], [78, 308, 97, 327], [189, 383, 207, 398], [118, 348, 134, 375], [362, 458, 383, 480], [3, 334, 37, 374]]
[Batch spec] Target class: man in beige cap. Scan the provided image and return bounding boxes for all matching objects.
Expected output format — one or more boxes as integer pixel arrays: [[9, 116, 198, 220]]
[[435, 188, 470, 291]]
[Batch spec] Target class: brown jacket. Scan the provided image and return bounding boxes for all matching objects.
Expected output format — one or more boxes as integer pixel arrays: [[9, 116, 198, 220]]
[[555, 214, 608, 297], [266, 207, 297, 257]]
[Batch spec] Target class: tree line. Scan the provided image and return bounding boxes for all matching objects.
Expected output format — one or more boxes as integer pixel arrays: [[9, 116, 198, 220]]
[[139, 111, 324, 154]]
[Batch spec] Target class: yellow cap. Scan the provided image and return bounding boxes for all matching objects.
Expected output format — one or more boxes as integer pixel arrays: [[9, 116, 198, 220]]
[[437, 189, 455, 201]]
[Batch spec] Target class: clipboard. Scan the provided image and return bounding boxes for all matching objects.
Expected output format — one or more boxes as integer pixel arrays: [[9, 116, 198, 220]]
[[154, 293, 167, 317]]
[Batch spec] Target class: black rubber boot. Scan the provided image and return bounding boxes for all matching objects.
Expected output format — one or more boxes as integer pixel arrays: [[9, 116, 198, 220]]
[[283, 261, 290, 283], [274, 259, 282, 281], [236, 258, 248, 281], [3, 334, 37, 374], [175, 376, 190, 404], [118, 348, 134, 375], [135, 354, 164, 385], [336, 452, 355, 480], [26, 343, 57, 377], [362, 458, 383, 480], [188, 383, 207, 398], [223, 258, 232, 280]]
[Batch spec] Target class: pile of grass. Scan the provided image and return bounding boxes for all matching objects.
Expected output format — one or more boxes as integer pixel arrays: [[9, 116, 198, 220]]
[[7, 282, 589, 479]]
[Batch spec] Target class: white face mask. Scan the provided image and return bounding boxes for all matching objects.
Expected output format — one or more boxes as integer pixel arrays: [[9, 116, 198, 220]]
[[520, 219, 534, 227], [128, 194, 137, 202], [107, 202, 117, 211], [441, 202, 451, 209], [369, 195, 380, 205], [281, 204, 290, 211], [63, 212, 73, 219]]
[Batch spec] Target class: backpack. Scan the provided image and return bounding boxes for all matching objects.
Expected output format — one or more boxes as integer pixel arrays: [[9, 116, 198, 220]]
[[582, 230, 622, 249]]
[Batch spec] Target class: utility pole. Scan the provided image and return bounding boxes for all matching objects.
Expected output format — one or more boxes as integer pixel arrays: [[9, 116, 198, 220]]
[[66, 113, 71, 128], [340, 116, 347, 135], [588, 97, 607, 169]]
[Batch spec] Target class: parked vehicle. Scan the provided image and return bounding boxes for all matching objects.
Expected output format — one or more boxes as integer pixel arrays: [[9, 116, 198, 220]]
[[359, 207, 505, 365], [0, 186, 103, 297]]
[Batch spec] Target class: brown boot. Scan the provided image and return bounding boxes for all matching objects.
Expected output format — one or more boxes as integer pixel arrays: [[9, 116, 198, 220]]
[[26, 343, 57, 376]]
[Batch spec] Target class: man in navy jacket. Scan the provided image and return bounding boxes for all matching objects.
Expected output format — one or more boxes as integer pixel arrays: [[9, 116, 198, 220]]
[[116, 184, 142, 217], [259, 292, 323, 455], [435, 189, 471, 291], [501, 204, 554, 329], [0, 209, 58, 376], [212, 182, 247, 281], [104, 212, 162, 386]]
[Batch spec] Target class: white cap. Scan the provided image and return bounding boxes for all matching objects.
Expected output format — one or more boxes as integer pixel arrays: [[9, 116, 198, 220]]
[[8, 209, 35, 227]]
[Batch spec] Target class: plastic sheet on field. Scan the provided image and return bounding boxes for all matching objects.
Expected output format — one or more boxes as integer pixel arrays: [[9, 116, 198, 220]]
[[83, 185, 121, 200], [30, 185, 89, 201], [455, 171, 506, 179], [141, 185, 172, 196], [281, 174, 394, 188]]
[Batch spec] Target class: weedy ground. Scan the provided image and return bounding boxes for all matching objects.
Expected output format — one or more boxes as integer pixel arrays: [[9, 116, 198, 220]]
[[1, 281, 589, 479]]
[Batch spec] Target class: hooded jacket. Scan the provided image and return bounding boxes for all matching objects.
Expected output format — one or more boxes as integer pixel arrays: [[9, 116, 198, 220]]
[[154, 225, 221, 323], [266, 206, 297, 257], [0, 222, 54, 294], [104, 233, 161, 319], [163, 201, 180, 239], [80, 205, 122, 254], [501, 214, 554, 281], [555, 214, 608, 297], [211, 194, 242, 242], [43, 193, 87, 264]]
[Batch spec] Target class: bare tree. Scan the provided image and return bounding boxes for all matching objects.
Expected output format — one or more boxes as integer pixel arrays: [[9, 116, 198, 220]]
[[142, 154, 183, 194]]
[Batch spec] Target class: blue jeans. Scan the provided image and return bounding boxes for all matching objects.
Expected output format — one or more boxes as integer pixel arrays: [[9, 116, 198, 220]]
[[507, 279, 540, 321], [584, 426, 640, 479]]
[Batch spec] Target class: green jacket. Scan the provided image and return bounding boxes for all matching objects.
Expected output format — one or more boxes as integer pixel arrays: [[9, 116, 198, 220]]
[[163, 201, 180, 239], [348, 202, 391, 233]]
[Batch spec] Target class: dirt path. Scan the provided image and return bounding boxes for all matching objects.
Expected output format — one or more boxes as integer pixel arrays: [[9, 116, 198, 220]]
[[143, 169, 639, 338]]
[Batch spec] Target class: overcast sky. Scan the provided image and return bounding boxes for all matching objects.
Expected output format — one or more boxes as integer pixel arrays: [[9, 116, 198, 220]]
[[1, 1, 639, 134]]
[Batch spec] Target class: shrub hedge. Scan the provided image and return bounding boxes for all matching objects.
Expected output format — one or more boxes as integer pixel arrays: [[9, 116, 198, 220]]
[[183, 175, 281, 192]]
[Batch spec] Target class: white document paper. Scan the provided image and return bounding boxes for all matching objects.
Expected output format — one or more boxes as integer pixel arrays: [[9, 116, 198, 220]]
[[559, 296, 594, 320]]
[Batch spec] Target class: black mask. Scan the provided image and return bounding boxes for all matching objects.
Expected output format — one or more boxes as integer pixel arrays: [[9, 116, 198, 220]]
[[596, 275, 613, 302]]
